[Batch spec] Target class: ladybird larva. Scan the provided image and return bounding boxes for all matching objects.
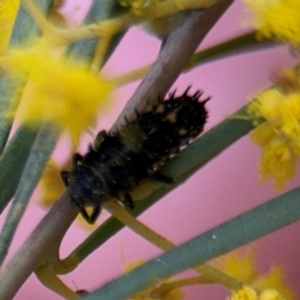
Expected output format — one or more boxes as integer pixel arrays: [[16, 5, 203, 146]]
[[61, 87, 209, 223]]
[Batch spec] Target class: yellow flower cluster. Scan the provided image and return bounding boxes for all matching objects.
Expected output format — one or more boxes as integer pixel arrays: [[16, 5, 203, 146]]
[[212, 247, 295, 300], [0, 41, 115, 143], [247, 69, 300, 189], [38, 159, 66, 208], [228, 286, 285, 300], [243, 0, 300, 45]]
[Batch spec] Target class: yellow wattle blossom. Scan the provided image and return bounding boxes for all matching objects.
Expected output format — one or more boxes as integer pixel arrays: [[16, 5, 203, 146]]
[[254, 266, 294, 300], [212, 247, 257, 283], [227, 287, 286, 300], [124, 259, 184, 300], [247, 69, 300, 189], [0, 42, 115, 143], [251, 123, 297, 190], [212, 247, 295, 300], [38, 159, 67, 208], [227, 286, 257, 300], [0, 0, 20, 54], [260, 289, 285, 300], [243, 0, 300, 45]]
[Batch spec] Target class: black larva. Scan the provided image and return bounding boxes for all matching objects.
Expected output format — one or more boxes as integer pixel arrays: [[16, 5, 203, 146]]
[[61, 88, 209, 224]]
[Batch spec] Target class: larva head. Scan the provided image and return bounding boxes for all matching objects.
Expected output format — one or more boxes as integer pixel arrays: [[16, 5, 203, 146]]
[[61, 165, 107, 223]]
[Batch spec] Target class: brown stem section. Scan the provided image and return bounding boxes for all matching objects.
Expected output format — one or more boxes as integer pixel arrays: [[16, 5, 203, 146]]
[[112, 0, 234, 129], [0, 194, 77, 299]]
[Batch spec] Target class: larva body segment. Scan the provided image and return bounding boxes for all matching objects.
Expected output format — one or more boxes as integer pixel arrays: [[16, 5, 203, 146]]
[[61, 89, 209, 223]]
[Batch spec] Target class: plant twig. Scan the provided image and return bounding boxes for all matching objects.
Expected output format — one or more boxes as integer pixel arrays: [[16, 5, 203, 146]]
[[35, 264, 80, 300], [0, 193, 78, 299], [113, 0, 235, 128], [103, 200, 242, 291], [113, 31, 276, 86], [0, 124, 59, 267]]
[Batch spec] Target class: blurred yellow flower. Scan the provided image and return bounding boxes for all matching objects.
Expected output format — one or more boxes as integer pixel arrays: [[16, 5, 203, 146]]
[[38, 159, 67, 208], [213, 247, 257, 283], [0, 42, 115, 143], [0, 0, 20, 54], [251, 124, 297, 190], [254, 266, 294, 300], [227, 286, 257, 300], [212, 247, 295, 300], [243, 0, 300, 45], [227, 286, 286, 300], [124, 259, 184, 300], [247, 69, 300, 189], [260, 289, 285, 300]]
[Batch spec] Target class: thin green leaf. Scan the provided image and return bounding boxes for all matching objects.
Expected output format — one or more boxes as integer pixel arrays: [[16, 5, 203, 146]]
[[84, 185, 300, 300], [9, 0, 54, 47], [0, 126, 38, 214], [0, 123, 59, 266], [187, 31, 276, 69]]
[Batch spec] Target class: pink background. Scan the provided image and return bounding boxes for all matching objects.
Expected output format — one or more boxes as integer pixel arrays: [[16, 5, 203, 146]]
[[1, 0, 299, 299]]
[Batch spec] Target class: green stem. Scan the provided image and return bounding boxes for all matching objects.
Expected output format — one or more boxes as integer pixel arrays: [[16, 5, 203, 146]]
[[0, 126, 38, 214], [0, 123, 59, 266], [102, 201, 243, 291], [66, 0, 127, 69], [187, 31, 276, 69], [84, 185, 300, 299]]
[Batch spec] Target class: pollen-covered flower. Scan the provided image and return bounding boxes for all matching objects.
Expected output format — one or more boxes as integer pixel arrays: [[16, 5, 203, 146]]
[[0, 0, 20, 54], [227, 287, 286, 300], [212, 247, 257, 283], [0, 42, 115, 143], [260, 289, 285, 300], [247, 69, 300, 189], [38, 159, 67, 208], [254, 266, 293, 300], [212, 247, 295, 300], [243, 0, 300, 45], [227, 286, 257, 300], [251, 123, 298, 190]]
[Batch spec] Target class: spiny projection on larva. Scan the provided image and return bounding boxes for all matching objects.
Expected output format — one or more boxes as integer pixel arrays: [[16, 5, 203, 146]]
[[61, 87, 209, 223]]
